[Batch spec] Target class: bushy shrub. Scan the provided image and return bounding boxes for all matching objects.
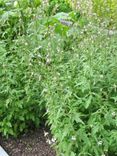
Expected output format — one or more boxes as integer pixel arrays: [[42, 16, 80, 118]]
[[0, 15, 49, 138], [0, 1, 47, 137], [45, 25, 117, 155], [0, 0, 72, 137], [0, 33, 47, 136]]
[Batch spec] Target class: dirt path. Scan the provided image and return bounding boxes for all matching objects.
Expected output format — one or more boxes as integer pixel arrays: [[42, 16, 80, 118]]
[[0, 127, 56, 156]]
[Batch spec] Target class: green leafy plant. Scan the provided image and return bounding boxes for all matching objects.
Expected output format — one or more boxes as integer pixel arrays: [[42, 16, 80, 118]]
[[1, 1, 117, 156], [0, 36, 46, 136], [0, 0, 41, 41], [44, 25, 117, 155], [0, 1, 47, 136], [46, 0, 72, 15]]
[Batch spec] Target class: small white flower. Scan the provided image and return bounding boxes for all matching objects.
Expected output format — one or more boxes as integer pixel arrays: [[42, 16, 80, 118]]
[[44, 131, 49, 137], [46, 58, 51, 65], [53, 77, 57, 81], [112, 112, 116, 117], [113, 84, 117, 92], [71, 136, 76, 141], [14, 1, 18, 7], [46, 139, 52, 145], [51, 137, 56, 143], [38, 46, 42, 49], [29, 63, 32, 66], [47, 108, 49, 112], [37, 54, 41, 58], [57, 72, 60, 76], [25, 42, 28, 46], [90, 124, 93, 128], [100, 75, 103, 78], [31, 72, 34, 76], [98, 141, 102, 146], [42, 88, 48, 93]]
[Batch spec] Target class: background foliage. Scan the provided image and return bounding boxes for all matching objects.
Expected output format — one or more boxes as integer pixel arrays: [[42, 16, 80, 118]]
[[68, 0, 117, 28]]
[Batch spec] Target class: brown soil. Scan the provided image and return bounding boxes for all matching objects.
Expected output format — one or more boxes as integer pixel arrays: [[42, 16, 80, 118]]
[[0, 127, 56, 156]]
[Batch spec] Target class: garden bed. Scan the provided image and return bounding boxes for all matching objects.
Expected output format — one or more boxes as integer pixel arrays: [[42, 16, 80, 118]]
[[0, 126, 56, 156]]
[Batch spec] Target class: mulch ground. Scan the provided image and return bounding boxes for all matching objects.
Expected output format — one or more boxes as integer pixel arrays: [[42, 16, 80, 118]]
[[0, 126, 56, 156]]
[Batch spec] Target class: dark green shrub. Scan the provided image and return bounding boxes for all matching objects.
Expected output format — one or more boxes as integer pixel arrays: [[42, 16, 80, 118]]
[[45, 26, 117, 155]]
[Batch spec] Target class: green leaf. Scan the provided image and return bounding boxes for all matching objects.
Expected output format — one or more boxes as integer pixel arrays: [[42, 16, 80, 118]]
[[85, 95, 92, 109]]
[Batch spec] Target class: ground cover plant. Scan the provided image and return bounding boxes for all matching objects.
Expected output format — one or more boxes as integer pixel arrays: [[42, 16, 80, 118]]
[[0, 0, 117, 156]]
